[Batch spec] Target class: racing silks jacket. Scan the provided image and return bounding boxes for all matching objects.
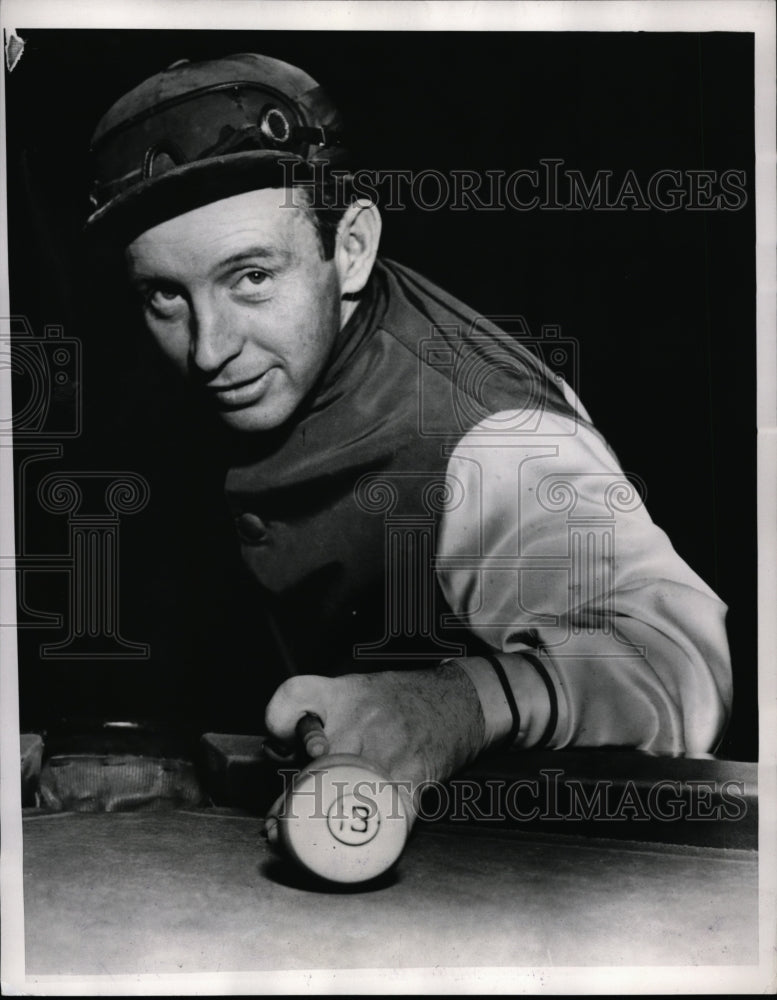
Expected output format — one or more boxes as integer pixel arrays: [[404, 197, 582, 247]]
[[225, 259, 731, 753]]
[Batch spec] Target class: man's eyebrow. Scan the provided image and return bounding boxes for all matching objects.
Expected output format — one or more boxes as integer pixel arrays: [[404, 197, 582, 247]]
[[125, 245, 294, 286], [214, 246, 293, 271], [127, 270, 174, 288]]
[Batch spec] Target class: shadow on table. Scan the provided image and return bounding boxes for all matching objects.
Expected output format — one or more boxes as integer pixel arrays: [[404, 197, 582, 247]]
[[260, 855, 400, 894]]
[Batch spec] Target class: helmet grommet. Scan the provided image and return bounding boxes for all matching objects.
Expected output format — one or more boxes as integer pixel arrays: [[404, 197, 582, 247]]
[[258, 106, 291, 146]]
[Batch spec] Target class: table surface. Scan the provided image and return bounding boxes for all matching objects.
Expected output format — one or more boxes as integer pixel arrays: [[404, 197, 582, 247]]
[[22, 808, 758, 975]]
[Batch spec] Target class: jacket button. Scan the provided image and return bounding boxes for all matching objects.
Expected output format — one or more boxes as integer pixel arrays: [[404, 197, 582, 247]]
[[235, 512, 268, 544]]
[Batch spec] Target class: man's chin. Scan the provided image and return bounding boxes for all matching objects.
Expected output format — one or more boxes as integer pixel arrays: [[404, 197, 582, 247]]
[[214, 398, 294, 433]]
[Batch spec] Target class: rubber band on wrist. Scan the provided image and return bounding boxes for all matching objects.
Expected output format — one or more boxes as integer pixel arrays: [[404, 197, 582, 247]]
[[482, 651, 522, 747]]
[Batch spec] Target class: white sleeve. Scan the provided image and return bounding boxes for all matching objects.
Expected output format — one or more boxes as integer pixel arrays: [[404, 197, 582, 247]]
[[437, 410, 732, 755]]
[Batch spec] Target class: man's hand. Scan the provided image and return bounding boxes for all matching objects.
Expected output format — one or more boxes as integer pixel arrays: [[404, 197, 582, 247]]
[[264, 662, 487, 812]]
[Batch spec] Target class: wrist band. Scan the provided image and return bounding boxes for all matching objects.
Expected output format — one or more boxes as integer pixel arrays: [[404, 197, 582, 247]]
[[520, 650, 559, 748], [482, 651, 522, 747]]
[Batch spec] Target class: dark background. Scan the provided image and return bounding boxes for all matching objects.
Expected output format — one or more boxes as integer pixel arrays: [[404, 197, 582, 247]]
[[6, 30, 756, 759]]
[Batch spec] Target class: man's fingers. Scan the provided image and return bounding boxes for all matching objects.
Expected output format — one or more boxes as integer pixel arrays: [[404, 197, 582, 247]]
[[264, 674, 332, 740], [302, 729, 331, 758], [297, 713, 330, 758], [262, 789, 286, 845]]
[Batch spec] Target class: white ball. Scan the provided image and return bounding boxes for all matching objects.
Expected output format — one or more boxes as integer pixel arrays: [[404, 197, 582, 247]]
[[277, 753, 410, 884]]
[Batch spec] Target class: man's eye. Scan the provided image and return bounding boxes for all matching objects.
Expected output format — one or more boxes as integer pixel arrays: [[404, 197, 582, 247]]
[[146, 288, 185, 317], [234, 270, 271, 294]]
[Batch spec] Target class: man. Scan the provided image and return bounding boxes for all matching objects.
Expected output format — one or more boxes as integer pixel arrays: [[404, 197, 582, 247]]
[[86, 52, 732, 803]]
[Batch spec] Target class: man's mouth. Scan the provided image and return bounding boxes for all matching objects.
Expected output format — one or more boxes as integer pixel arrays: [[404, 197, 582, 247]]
[[207, 370, 273, 408]]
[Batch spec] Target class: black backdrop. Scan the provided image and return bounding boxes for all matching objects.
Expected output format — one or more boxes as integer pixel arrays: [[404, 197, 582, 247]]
[[6, 29, 757, 759]]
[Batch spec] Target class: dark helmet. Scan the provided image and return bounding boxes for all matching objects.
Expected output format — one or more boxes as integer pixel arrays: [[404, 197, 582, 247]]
[[86, 52, 348, 244]]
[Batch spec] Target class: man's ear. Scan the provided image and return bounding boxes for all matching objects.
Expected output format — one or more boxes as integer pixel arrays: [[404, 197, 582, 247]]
[[334, 199, 382, 298]]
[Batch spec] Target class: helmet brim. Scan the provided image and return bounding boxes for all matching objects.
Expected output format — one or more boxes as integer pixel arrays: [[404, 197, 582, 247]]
[[84, 149, 321, 247]]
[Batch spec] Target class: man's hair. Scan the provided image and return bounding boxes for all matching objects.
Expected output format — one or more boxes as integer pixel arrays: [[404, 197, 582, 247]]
[[294, 175, 357, 260]]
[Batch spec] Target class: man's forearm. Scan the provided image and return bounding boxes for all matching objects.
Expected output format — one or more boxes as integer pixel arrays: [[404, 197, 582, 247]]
[[447, 596, 731, 757], [447, 653, 553, 749], [438, 408, 732, 757]]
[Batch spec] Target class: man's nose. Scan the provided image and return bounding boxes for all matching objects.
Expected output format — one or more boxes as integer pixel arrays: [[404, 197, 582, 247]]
[[189, 297, 242, 375]]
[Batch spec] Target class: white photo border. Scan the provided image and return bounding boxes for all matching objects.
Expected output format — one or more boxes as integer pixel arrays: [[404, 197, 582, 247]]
[[1, 1, 774, 995]]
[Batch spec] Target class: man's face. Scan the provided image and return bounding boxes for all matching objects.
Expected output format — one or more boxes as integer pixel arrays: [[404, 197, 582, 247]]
[[126, 188, 343, 432]]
